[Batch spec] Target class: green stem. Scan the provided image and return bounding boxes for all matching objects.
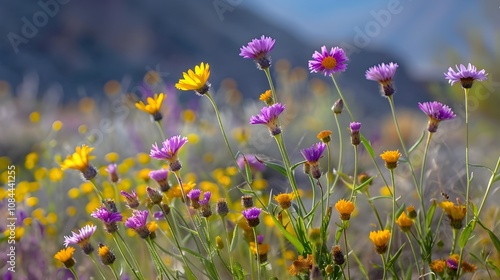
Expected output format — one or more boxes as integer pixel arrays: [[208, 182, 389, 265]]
[[381, 254, 388, 280], [451, 228, 458, 254], [145, 237, 169, 277], [477, 156, 500, 216], [331, 76, 354, 120], [253, 227, 261, 280], [89, 178, 105, 203], [325, 143, 332, 211], [419, 132, 433, 219], [155, 120, 167, 140], [115, 232, 146, 280], [330, 114, 344, 196], [89, 253, 108, 280], [68, 267, 80, 280], [349, 145, 359, 202], [343, 226, 351, 280], [221, 216, 234, 276], [264, 68, 278, 104], [108, 264, 120, 280], [364, 189, 384, 230], [386, 170, 397, 260], [405, 232, 421, 279], [463, 88, 471, 223]]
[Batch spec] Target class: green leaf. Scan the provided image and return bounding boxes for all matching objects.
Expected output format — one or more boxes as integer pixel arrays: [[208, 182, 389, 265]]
[[477, 220, 500, 256], [353, 175, 377, 192], [291, 160, 306, 172], [232, 262, 245, 280], [426, 201, 437, 230], [360, 134, 375, 158], [238, 188, 255, 194], [367, 195, 393, 201], [408, 130, 426, 154], [395, 203, 406, 219], [268, 214, 305, 253], [262, 161, 287, 177], [387, 244, 405, 267], [243, 155, 253, 184], [486, 260, 500, 279], [230, 223, 239, 252], [493, 173, 500, 183], [459, 221, 475, 248], [468, 163, 493, 173]]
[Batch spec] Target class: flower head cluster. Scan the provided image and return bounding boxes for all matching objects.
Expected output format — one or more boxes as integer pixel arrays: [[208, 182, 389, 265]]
[[308, 46, 348, 76], [439, 201, 466, 229], [316, 130, 332, 143], [91, 206, 123, 233], [396, 211, 413, 232], [120, 190, 140, 209], [335, 199, 355, 221], [444, 63, 487, 89], [250, 103, 285, 136], [242, 207, 261, 227], [274, 192, 295, 210], [175, 63, 211, 95], [418, 101, 456, 133], [60, 145, 97, 180], [98, 243, 116, 266], [105, 163, 119, 183], [240, 35, 275, 70], [146, 186, 163, 205], [380, 150, 401, 170], [349, 122, 361, 146], [135, 92, 165, 121], [64, 225, 97, 254], [125, 210, 150, 239], [54, 247, 76, 268], [288, 254, 314, 276], [369, 229, 391, 254], [365, 62, 399, 97], [150, 135, 188, 172], [301, 142, 326, 179], [149, 169, 170, 192]]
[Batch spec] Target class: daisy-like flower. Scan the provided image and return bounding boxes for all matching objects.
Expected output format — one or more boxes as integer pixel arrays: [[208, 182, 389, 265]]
[[380, 150, 401, 170], [135, 92, 165, 121], [242, 207, 261, 227], [365, 62, 399, 97], [91, 206, 123, 233], [335, 199, 355, 221], [105, 163, 119, 183], [175, 62, 211, 95], [64, 225, 97, 254], [444, 63, 488, 89], [250, 103, 285, 136], [259, 90, 273, 105], [149, 169, 170, 192], [150, 135, 188, 172], [239, 35, 276, 70], [308, 46, 348, 76], [396, 211, 413, 232], [439, 201, 466, 229], [349, 122, 361, 146], [301, 142, 326, 179], [418, 101, 456, 133], [288, 254, 314, 276], [60, 145, 97, 181], [125, 210, 150, 239], [120, 190, 140, 209], [317, 130, 332, 143], [429, 259, 446, 274], [274, 192, 296, 209], [369, 229, 391, 254], [54, 247, 76, 268], [97, 243, 116, 265], [446, 255, 459, 270]]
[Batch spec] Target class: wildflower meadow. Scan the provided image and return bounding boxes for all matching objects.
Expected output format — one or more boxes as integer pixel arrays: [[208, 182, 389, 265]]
[[1, 35, 500, 280]]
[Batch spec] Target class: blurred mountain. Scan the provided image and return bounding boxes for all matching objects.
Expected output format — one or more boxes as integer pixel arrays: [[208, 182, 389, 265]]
[[0, 0, 430, 108]]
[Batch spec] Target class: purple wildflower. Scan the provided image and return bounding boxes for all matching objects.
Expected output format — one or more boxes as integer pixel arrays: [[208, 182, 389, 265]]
[[63, 225, 97, 254], [308, 46, 348, 76], [199, 191, 212, 218], [91, 206, 123, 233], [301, 142, 326, 163], [257, 234, 264, 244], [105, 163, 119, 183], [446, 258, 458, 270], [200, 191, 211, 205], [150, 135, 188, 171], [187, 189, 202, 209], [237, 154, 266, 173], [349, 122, 361, 133], [239, 35, 276, 70], [301, 142, 326, 179], [365, 62, 399, 97], [250, 103, 286, 136], [120, 190, 140, 209], [242, 207, 261, 227], [125, 210, 150, 239], [418, 101, 456, 133], [149, 169, 170, 192], [349, 122, 362, 146], [444, 63, 487, 88]]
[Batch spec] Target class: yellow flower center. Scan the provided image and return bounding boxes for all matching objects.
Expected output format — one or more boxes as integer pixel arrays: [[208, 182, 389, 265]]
[[321, 57, 337, 70]]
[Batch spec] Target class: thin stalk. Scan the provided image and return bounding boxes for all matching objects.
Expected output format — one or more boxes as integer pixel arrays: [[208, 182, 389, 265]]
[[330, 114, 344, 195], [115, 232, 146, 280], [386, 170, 397, 259], [145, 237, 169, 277], [221, 216, 234, 275], [155, 120, 167, 140], [68, 267, 80, 280], [89, 253, 108, 280], [405, 232, 421, 279], [450, 228, 458, 254], [325, 143, 332, 211], [111, 234, 142, 279], [89, 178, 105, 203], [331, 76, 354, 120], [419, 132, 433, 219], [264, 68, 278, 104], [108, 264, 120, 280], [381, 254, 388, 280], [253, 228, 261, 280], [349, 145, 358, 202], [201, 217, 221, 280], [364, 189, 384, 229], [477, 156, 500, 216], [343, 226, 351, 280]]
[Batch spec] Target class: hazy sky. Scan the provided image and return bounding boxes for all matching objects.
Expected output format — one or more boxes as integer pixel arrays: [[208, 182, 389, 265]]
[[242, 0, 496, 79]]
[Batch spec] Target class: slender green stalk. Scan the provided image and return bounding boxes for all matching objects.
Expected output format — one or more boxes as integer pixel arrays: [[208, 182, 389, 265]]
[[349, 145, 358, 202], [331, 76, 354, 120], [381, 254, 388, 280], [343, 226, 351, 280], [264, 68, 278, 104], [253, 227, 261, 280], [325, 143, 332, 211], [463, 88, 471, 222], [450, 228, 458, 254], [108, 264, 120, 280], [405, 232, 421, 279], [115, 232, 146, 280], [145, 237, 169, 277], [68, 267, 80, 280], [89, 178, 105, 203], [201, 216, 221, 279], [89, 253, 108, 280], [419, 132, 433, 217], [386, 170, 397, 260], [477, 156, 500, 216], [364, 189, 384, 229], [221, 216, 234, 275], [111, 234, 141, 279], [155, 120, 167, 140], [329, 114, 344, 196]]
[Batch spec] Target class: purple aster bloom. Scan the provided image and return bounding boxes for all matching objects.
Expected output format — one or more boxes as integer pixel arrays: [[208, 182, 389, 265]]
[[444, 63, 488, 89], [237, 154, 266, 173], [250, 103, 286, 136], [120, 190, 140, 209], [63, 225, 97, 254], [418, 101, 456, 133], [365, 62, 399, 97], [240, 35, 276, 69], [349, 122, 361, 133], [257, 234, 264, 244], [125, 210, 150, 238], [106, 163, 119, 183], [301, 142, 326, 163], [242, 207, 261, 220], [150, 135, 188, 171], [200, 191, 211, 205], [149, 169, 170, 192], [308, 46, 348, 76], [91, 206, 123, 224], [187, 189, 201, 200], [446, 258, 458, 270], [153, 211, 164, 220]]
